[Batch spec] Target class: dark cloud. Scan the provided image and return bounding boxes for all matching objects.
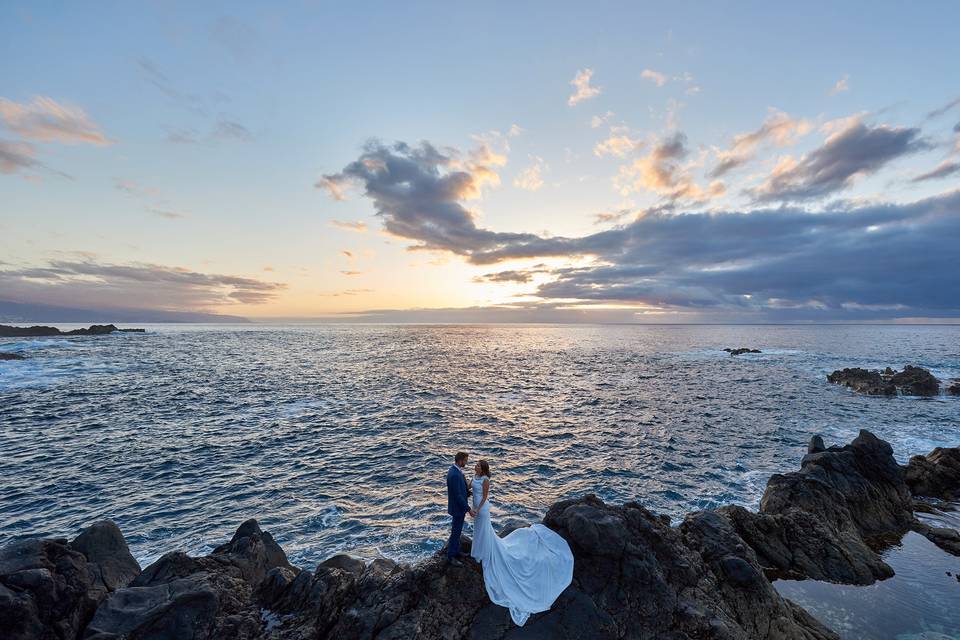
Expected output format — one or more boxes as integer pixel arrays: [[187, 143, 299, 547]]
[[751, 122, 929, 202], [709, 111, 811, 178], [0, 139, 71, 179], [911, 160, 960, 183], [321, 138, 959, 319], [0, 139, 37, 174], [0, 260, 285, 309], [927, 97, 960, 120], [474, 270, 535, 284], [317, 141, 566, 263], [525, 191, 960, 318]]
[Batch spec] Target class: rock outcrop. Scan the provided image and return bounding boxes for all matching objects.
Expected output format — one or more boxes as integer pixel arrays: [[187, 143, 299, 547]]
[[905, 447, 960, 501], [723, 347, 762, 355], [827, 365, 945, 396], [0, 521, 141, 640], [826, 367, 895, 395], [0, 352, 26, 360], [0, 324, 145, 338], [2, 432, 959, 640]]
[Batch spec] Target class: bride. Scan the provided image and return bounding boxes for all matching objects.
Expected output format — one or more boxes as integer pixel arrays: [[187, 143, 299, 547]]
[[468, 460, 574, 626]]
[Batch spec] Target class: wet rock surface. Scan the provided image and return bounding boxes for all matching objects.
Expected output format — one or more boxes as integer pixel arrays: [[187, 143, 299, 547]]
[[828, 364, 945, 396], [0, 352, 26, 360], [2, 431, 958, 639], [723, 347, 762, 355]]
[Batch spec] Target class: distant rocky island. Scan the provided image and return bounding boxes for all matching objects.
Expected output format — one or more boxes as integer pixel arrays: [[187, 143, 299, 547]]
[[828, 364, 960, 396], [0, 324, 145, 338], [2, 430, 958, 639], [724, 347, 762, 355]]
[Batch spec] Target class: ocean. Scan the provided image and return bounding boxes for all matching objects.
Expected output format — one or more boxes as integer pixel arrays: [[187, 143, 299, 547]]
[[1, 323, 958, 573]]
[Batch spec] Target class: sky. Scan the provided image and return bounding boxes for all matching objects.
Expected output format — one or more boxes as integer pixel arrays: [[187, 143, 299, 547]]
[[1, 1, 959, 323]]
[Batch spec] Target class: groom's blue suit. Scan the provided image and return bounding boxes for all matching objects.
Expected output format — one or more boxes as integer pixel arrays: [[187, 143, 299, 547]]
[[446, 463, 469, 560]]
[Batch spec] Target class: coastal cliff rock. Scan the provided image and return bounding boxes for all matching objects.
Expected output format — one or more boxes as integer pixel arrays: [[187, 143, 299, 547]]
[[3, 432, 959, 640], [0, 324, 145, 338], [0, 522, 140, 640], [827, 365, 943, 396], [84, 520, 293, 639]]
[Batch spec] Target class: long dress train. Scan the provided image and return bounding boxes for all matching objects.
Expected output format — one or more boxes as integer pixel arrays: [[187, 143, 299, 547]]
[[469, 475, 574, 626]]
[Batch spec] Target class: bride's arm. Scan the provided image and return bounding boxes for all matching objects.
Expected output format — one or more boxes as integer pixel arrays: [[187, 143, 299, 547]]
[[477, 478, 490, 511]]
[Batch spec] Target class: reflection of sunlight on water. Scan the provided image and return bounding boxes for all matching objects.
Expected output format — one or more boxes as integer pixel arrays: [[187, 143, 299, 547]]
[[775, 503, 960, 640]]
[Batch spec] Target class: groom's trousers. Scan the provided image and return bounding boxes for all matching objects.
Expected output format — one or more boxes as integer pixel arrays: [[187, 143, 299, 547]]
[[447, 512, 466, 559]]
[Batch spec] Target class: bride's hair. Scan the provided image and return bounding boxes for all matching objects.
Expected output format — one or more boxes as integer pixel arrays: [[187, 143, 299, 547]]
[[478, 459, 491, 477]]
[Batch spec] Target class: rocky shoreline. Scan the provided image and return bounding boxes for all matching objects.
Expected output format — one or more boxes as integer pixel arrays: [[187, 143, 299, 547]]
[[2, 431, 959, 640]]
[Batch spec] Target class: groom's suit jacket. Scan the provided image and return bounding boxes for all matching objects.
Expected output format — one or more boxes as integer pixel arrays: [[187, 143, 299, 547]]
[[446, 464, 469, 517]]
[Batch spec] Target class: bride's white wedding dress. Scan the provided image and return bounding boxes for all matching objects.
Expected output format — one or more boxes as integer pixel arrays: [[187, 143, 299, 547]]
[[469, 475, 574, 626]]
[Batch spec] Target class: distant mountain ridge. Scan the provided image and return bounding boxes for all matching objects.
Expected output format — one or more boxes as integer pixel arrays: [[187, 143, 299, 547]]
[[0, 300, 250, 323]]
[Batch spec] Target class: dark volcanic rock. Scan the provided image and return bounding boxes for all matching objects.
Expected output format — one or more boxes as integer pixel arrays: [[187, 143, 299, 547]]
[[0, 538, 103, 640], [763, 431, 914, 537], [0, 352, 26, 360], [889, 365, 940, 396], [724, 347, 762, 355], [828, 365, 944, 396], [89, 519, 292, 640], [5, 433, 960, 640], [826, 368, 895, 395], [71, 521, 140, 593], [546, 496, 835, 639], [905, 447, 960, 501], [0, 324, 145, 338]]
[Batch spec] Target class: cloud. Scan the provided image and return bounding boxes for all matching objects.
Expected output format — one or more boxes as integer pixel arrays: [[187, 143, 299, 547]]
[[319, 138, 960, 317], [594, 127, 643, 157], [114, 178, 160, 199], [590, 111, 615, 128], [340, 270, 362, 276], [710, 109, 812, 177], [473, 269, 539, 284], [526, 191, 960, 319], [166, 128, 200, 144], [148, 208, 188, 220], [340, 250, 354, 258], [138, 58, 207, 116], [568, 69, 601, 106], [0, 260, 285, 309], [0, 139, 37, 174], [911, 160, 960, 182], [318, 140, 555, 262], [212, 119, 252, 142], [640, 69, 667, 87], [750, 120, 929, 201], [330, 220, 368, 232], [830, 75, 850, 95], [0, 96, 111, 145], [927, 96, 960, 120], [592, 208, 633, 225], [615, 132, 725, 202], [513, 156, 547, 191]]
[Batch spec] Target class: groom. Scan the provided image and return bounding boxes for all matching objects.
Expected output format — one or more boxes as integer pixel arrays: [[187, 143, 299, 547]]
[[446, 451, 473, 566]]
